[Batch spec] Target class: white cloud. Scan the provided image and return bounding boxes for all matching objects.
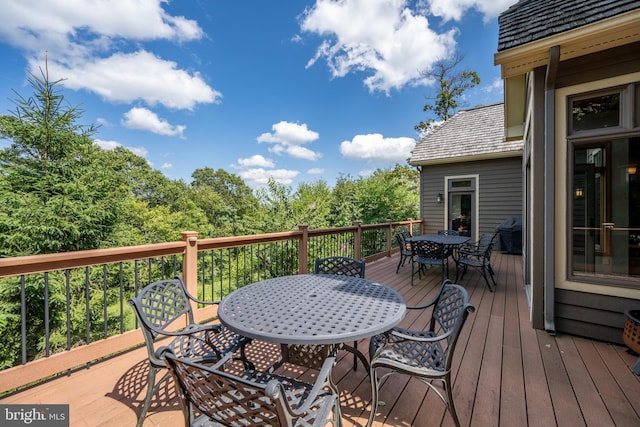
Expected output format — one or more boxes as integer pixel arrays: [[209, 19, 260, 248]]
[[426, 0, 518, 22], [128, 146, 149, 158], [340, 133, 415, 162], [237, 155, 275, 168], [0, 0, 218, 111], [300, 0, 457, 94], [161, 162, 173, 169], [232, 154, 299, 188], [122, 107, 186, 138], [483, 76, 503, 94], [0, 0, 203, 55], [307, 168, 325, 175], [237, 168, 300, 188], [257, 121, 322, 161], [93, 139, 121, 150], [93, 138, 150, 161], [45, 51, 220, 110]]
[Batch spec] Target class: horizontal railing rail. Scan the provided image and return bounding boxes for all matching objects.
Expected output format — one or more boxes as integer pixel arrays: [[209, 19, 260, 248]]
[[0, 219, 423, 394]]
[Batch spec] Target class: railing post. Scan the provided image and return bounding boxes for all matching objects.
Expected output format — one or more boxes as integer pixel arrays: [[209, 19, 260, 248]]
[[408, 217, 414, 236], [181, 231, 199, 297], [353, 221, 362, 259], [386, 219, 393, 256], [298, 224, 309, 274]]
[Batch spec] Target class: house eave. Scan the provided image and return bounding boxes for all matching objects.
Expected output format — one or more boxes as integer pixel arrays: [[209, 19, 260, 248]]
[[494, 9, 640, 79], [409, 150, 523, 167]]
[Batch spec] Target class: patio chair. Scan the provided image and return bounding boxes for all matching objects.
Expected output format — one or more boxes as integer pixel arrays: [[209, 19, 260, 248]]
[[368, 281, 475, 427], [411, 240, 448, 285], [455, 241, 497, 291], [395, 232, 414, 273], [158, 346, 343, 427], [128, 276, 253, 427], [314, 255, 366, 278], [459, 232, 497, 256]]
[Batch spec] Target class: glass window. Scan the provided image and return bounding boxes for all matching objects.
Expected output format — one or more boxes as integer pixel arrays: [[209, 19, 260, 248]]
[[571, 139, 640, 280], [571, 93, 620, 132]]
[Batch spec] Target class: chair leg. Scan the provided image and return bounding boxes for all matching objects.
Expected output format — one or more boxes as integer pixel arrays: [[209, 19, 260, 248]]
[[137, 364, 158, 427], [481, 267, 494, 292], [368, 369, 380, 427], [353, 341, 357, 370], [396, 253, 406, 273], [444, 373, 461, 427]]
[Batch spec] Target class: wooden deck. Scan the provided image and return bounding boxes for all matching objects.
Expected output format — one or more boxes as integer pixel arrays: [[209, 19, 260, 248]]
[[2, 252, 639, 426]]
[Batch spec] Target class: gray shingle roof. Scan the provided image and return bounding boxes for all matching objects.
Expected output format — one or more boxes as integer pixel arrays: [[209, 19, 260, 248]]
[[409, 103, 523, 165], [497, 0, 640, 52]]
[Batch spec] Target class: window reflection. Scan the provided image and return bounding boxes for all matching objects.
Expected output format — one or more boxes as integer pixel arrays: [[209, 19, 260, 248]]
[[571, 93, 620, 132]]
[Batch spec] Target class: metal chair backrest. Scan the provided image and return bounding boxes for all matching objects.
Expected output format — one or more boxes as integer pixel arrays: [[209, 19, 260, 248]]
[[438, 230, 460, 236], [128, 277, 196, 366], [395, 233, 411, 252], [161, 348, 290, 427], [159, 347, 341, 427], [413, 240, 445, 261], [430, 283, 472, 338], [314, 256, 365, 278]]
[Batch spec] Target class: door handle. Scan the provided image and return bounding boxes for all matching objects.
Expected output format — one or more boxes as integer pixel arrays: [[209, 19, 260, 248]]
[[602, 222, 615, 229]]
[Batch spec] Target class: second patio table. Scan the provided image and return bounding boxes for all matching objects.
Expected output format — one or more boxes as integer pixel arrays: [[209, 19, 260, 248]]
[[406, 234, 470, 246], [218, 274, 406, 345]]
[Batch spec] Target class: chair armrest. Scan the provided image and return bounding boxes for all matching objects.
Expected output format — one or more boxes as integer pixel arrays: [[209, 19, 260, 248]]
[[387, 328, 454, 344], [406, 279, 453, 310], [142, 319, 224, 338]]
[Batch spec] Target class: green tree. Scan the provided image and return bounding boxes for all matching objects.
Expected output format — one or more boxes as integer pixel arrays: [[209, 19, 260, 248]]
[[291, 180, 332, 229], [190, 167, 259, 236], [0, 66, 126, 256], [0, 65, 128, 367], [356, 165, 419, 225], [255, 178, 296, 232], [328, 174, 360, 227], [414, 55, 480, 135]]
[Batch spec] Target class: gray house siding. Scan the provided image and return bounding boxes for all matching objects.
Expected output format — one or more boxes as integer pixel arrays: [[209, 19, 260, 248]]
[[555, 289, 639, 344], [420, 157, 523, 246], [551, 44, 640, 344]]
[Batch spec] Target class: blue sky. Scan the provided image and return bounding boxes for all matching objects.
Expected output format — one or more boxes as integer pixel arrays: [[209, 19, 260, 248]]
[[0, 0, 517, 189]]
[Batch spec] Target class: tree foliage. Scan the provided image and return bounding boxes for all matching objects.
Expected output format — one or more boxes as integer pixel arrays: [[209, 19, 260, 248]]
[[0, 66, 422, 368], [0, 66, 127, 256], [414, 55, 480, 136]]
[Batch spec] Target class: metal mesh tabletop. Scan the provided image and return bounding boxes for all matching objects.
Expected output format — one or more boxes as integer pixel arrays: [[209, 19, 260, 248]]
[[218, 274, 406, 345]]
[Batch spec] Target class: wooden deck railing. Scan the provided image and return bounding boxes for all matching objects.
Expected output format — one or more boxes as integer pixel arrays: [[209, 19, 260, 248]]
[[0, 219, 423, 394]]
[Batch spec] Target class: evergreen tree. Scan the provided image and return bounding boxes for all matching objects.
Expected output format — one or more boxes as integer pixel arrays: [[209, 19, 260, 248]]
[[0, 65, 126, 256]]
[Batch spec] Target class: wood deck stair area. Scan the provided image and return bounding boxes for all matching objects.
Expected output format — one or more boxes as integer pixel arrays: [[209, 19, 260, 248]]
[[2, 252, 639, 426]]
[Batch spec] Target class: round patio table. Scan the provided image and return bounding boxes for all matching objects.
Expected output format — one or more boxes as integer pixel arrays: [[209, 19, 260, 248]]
[[218, 274, 406, 345]]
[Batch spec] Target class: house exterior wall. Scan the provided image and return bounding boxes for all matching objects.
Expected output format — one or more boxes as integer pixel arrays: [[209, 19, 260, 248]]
[[420, 157, 523, 243], [528, 42, 640, 344]]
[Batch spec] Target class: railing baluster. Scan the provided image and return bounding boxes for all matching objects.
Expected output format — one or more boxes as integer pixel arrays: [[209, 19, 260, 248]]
[[119, 263, 124, 334], [103, 265, 108, 339], [85, 267, 90, 344], [20, 275, 26, 365], [44, 272, 50, 357], [66, 269, 71, 350]]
